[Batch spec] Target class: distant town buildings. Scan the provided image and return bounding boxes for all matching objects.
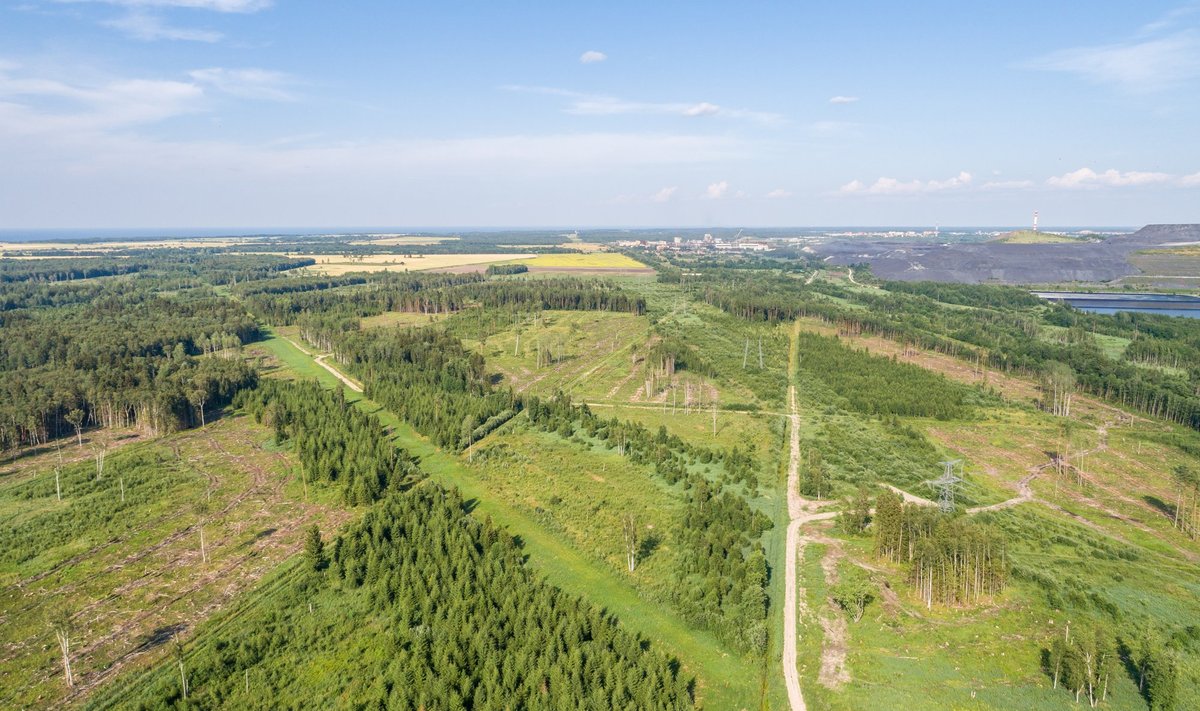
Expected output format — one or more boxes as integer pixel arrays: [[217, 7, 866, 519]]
[[615, 234, 775, 254]]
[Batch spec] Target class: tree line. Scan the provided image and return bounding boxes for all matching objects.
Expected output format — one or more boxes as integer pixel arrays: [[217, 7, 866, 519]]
[[795, 331, 980, 420], [0, 284, 259, 452], [235, 380, 422, 505], [696, 272, 1200, 430]]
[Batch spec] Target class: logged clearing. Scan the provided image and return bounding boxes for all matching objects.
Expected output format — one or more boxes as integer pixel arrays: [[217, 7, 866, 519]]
[[0, 416, 348, 708], [298, 252, 536, 275], [782, 310, 1200, 710]]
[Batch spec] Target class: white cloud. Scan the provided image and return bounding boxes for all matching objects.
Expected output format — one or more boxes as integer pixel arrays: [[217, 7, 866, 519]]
[[705, 181, 729, 199], [0, 65, 747, 172], [0, 63, 203, 133], [189, 67, 295, 100], [1138, 5, 1200, 37], [1024, 33, 1200, 92], [650, 186, 678, 203], [765, 188, 791, 198], [981, 179, 1036, 190], [682, 102, 720, 117], [840, 171, 972, 195], [580, 50, 607, 64], [828, 95, 858, 104], [103, 12, 222, 42], [1046, 167, 1173, 189], [59, 0, 272, 12], [501, 84, 782, 124], [1182, 172, 1200, 186]]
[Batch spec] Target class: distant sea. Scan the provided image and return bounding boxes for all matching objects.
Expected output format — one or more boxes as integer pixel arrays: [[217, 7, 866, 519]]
[[0, 226, 1136, 243], [0, 227, 415, 242]]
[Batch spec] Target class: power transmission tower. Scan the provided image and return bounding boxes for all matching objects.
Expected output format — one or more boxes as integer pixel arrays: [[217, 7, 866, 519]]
[[926, 459, 963, 513]]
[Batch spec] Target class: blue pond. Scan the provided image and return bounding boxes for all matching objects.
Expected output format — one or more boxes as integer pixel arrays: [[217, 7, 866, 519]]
[[1032, 291, 1200, 319]]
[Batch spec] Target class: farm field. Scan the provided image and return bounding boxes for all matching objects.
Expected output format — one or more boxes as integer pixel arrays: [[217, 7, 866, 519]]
[[0, 416, 347, 709], [297, 252, 536, 275], [0, 238, 257, 254], [521, 252, 648, 269], [345, 234, 457, 246]]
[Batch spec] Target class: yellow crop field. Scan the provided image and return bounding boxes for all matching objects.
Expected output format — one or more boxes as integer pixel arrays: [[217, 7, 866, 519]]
[[523, 253, 646, 268]]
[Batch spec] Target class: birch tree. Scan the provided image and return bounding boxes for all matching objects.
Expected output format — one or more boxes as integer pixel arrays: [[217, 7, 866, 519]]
[[51, 612, 74, 689], [621, 513, 639, 573], [65, 409, 85, 447]]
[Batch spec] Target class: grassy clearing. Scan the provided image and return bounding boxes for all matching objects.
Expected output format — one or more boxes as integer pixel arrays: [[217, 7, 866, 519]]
[[254, 330, 767, 710], [808, 501, 1200, 710], [785, 315, 1200, 709], [470, 425, 681, 582], [994, 230, 1082, 244], [359, 310, 446, 329], [1039, 324, 1130, 360], [462, 305, 782, 411], [469, 310, 649, 400], [0, 416, 344, 709]]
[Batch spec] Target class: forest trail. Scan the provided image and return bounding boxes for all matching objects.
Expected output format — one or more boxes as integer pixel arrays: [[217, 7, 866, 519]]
[[781, 384, 839, 711], [583, 400, 789, 417], [782, 382, 808, 711], [881, 483, 937, 507], [784, 315, 842, 711], [313, 354, 363, 393]]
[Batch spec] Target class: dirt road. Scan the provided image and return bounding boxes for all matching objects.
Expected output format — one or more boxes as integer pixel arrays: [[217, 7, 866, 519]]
[[782, 383, 808, 711], [314, 354, 363, 393]]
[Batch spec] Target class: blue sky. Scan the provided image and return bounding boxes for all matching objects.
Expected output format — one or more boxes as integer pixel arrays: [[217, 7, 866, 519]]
[[2, 1, 1198, 228]]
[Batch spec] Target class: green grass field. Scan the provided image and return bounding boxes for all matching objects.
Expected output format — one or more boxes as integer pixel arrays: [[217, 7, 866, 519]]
[[359, 310, 447, 329]]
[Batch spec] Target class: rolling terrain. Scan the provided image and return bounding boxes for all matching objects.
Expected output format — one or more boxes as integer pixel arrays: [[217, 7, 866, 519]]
[[2, 241, 1199, 710]]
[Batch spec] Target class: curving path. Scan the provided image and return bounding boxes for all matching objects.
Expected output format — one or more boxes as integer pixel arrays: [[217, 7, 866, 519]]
[[314, 354, 363, 393]]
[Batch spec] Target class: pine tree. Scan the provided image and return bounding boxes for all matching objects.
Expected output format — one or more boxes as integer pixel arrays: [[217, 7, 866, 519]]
[[305, 524, 325, 572]]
